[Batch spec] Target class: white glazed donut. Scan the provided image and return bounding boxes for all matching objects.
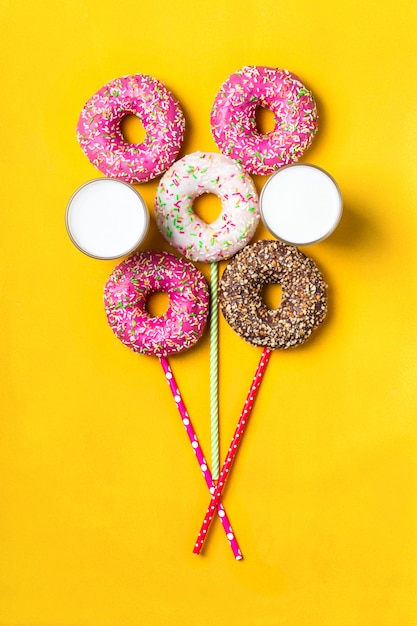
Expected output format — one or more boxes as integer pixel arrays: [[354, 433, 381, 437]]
[[154, 151, 260, 263]]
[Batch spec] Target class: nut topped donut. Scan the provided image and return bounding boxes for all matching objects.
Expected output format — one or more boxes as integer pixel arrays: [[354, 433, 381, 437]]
[[77, 74, 185, 183], [104, 251, 209, 357], [155, 151, 260, 263], [219, 240, 327, 349], [210, 66, 318, 176]]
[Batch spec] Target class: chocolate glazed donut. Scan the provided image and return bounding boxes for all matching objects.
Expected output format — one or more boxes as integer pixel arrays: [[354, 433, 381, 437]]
[[219, 239, 327, 349]]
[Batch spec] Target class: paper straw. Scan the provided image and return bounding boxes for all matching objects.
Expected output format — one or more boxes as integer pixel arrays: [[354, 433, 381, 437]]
[[209, 261, 220, 480], [193, 347, 272, 555], [159, 356, 242, 560]]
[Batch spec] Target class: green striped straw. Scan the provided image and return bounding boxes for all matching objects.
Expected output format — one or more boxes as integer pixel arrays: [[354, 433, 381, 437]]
[[210, 261, 220, 481]]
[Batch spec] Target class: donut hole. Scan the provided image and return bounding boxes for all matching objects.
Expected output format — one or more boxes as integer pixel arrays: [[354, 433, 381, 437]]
[[192, 193, 222, 224], [120, 114, 146, 144], [146, 291, 170, 317], [255, 106, 276, 135], [261, 282, 282, 310]]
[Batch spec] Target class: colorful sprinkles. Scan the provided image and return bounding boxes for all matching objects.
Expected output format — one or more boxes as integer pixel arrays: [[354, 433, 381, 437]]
[[104, 251, 209, 357], [77, 74, 185, 183], [154, 151, 260, 263], [210, 66, 318, 176]]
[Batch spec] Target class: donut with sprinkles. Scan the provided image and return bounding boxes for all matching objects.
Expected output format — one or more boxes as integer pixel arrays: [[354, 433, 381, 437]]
[[219, 239, 327, 349], [210, 66, 318, 176], [77, 74, 185, 183], [154, 151, 260, 263], [104, 251, 209, 357]]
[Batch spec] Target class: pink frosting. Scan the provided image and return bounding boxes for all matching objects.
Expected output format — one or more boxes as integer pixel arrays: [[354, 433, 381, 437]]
[[77, 74, 185, 183], [104, 251, 208, 357], [210, 66, 318, 176]]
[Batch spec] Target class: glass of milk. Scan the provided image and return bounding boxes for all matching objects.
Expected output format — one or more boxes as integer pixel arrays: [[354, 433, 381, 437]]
[[260, 164, 343, 246], [66, 178, 149, 259]]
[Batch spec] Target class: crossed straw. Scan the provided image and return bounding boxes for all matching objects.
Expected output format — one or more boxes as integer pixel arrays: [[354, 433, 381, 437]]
[[161, 346, 272, 560]]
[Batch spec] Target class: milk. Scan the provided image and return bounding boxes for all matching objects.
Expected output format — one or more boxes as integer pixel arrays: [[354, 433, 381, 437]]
[[66, 179, 149, 259], [260, 164, 342, 245]]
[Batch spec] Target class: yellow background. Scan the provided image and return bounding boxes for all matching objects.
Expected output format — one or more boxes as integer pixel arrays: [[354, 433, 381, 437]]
[[1, 0, 417, 624]]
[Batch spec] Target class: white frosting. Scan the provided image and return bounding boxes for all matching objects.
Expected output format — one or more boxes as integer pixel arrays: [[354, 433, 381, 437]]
[[154, 152, 260, 263], [260, 164, 342, 245], [66, 179, 149, 259]]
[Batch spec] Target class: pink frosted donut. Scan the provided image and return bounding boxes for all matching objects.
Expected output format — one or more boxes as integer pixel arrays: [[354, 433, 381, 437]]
[[210, 66, 318, 176], [77, 74, 185, 183], [154, 151, 260, 263], [104, 251, 208, 357]]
